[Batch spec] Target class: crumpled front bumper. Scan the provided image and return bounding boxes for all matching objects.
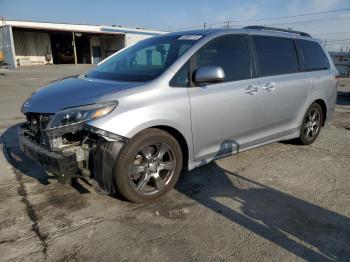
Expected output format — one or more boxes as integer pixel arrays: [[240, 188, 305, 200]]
[[18, 122, 127, 193], [18, 129, 78, 183]]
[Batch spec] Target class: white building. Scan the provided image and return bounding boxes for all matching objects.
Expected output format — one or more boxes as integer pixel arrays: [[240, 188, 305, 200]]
[[0, 20, 165, 69], [329, 51, 350, 78]]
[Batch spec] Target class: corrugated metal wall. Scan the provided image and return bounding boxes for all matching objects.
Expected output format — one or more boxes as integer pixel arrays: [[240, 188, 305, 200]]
[[13, 31, 53, 65], [0, 25, 16, 69]]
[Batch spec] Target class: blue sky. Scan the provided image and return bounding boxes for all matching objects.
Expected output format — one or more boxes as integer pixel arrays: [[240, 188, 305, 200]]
[[1, 0, 350, 50]]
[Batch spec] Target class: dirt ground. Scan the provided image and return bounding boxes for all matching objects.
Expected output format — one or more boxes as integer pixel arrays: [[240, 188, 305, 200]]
[[0, 65, 350, 262]]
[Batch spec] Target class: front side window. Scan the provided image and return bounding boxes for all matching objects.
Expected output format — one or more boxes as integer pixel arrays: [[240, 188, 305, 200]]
[[169, 61, 190, 87], [195, 35, 252, 82], [254, 36, 300, 77], [297, 39, 330, 71], [87, 35, 198, 82]]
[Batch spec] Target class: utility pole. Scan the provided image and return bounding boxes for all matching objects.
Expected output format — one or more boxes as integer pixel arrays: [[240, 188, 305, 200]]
[[225, 21, 230, 28], [203, 22, 206, 29], [72, 31, 77, 67]]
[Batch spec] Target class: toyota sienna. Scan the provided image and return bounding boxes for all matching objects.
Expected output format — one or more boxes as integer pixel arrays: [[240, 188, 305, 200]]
[[19, 26, 338, 202]]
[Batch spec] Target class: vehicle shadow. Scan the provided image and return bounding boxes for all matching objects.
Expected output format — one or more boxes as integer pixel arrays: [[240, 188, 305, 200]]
[[3, 124, 350, 260], [176, 141, 350, 261], [1, 124, 90, 194]]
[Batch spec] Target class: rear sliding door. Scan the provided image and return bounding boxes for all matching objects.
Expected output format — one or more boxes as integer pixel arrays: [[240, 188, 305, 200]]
[[252, 36, 310, 139]]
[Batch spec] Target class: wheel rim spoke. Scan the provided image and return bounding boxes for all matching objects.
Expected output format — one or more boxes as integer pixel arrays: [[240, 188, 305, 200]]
[[308, 111, 313, 121], [129, 163, 147, 174], [154, 143, 168, 161], [310, 128, 314, 137], [307, 128, 312, 138], [311, 110, 316, 121], [141, 146, 153, 160], [152, 174, 165, 191], [158, 160, 176, 171], [136, 172, 150, 190]]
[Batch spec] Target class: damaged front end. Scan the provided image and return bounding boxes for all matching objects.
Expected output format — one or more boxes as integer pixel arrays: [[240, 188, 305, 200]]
[[19, 103, 127, 194]]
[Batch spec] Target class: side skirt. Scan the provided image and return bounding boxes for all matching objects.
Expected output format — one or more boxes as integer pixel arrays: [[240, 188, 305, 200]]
[[188, 128, 299, 170]]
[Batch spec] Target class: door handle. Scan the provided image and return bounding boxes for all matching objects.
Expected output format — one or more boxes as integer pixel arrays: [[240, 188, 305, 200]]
[[262, 82, 276, 91], [245, 85, 259, 95]]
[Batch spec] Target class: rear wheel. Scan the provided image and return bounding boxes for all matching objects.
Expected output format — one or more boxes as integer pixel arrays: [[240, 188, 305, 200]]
[[114, 128, 183, 203], [297, 102, 323, 145]]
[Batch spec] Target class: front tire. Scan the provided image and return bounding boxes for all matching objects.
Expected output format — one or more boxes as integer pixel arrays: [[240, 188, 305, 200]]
[[114, 128, 183, 203], [297, 102, 323, 145]]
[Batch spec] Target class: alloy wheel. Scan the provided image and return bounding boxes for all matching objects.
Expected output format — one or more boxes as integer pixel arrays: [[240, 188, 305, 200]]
[[128, 142, 176, 195], [303, 108, 321, 141]]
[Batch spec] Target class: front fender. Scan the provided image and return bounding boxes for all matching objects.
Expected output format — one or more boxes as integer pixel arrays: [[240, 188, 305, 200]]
[[88, 106, 194, 162]]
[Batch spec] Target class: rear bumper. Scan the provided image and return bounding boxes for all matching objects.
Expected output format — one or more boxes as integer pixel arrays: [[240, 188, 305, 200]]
[[18, 130, 78, 182]]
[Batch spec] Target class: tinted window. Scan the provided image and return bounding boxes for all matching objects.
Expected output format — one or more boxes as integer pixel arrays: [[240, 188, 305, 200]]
[[254, 36, 299, 76], [87, 35, 197, 82], [297, 39, 329, 71], [195, 36, 251, 82], [169, 61, 190, 87]]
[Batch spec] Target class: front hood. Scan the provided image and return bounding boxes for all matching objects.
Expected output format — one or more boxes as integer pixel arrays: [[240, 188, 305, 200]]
[[23, 76, 143, 113]]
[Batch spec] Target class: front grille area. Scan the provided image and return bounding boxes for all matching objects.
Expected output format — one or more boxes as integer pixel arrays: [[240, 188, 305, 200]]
[[24, 113, 53, 147]]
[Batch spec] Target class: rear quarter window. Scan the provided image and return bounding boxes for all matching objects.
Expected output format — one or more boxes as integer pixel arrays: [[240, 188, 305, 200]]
[[297, 39, 330, 71], [253, 36, 300, 77]]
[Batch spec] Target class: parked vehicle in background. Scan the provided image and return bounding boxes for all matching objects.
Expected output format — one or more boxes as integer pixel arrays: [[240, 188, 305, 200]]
[[19, 26, 338, 203]]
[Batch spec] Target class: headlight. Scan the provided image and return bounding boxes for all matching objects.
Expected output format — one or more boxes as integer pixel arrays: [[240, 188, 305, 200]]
[[47, 102, 117, 129]]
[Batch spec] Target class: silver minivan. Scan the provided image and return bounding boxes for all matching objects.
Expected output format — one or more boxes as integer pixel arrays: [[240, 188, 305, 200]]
[[19, 26, 338, 202]]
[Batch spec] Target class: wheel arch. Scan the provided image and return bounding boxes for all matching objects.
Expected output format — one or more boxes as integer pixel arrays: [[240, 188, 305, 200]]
[[313, 99, 327, 126], [124, 119, 192, 171], [148, 125, 189, 172]]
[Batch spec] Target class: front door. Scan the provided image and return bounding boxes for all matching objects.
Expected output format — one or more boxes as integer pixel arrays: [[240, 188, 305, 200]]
[[188, 35, 261, 161]]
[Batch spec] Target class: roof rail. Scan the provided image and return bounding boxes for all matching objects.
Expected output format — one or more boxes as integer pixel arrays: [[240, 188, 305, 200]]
[[243, 26, 311, 37]]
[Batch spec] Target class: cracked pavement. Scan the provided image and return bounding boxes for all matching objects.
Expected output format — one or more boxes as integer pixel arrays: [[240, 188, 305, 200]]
[[0, 66, 350, 261]]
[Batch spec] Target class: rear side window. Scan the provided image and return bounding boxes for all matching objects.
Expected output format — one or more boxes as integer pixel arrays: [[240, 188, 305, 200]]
[[297, 39, 330, 71], [195, 35, 251, 82], [254, 36, 300, 76]]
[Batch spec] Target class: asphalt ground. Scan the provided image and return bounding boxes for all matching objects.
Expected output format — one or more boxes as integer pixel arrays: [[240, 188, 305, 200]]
[[0, 65, 350, 261]]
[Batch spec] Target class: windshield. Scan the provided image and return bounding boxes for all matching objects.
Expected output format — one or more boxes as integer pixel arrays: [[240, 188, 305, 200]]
[[86, 35, 199, 82]]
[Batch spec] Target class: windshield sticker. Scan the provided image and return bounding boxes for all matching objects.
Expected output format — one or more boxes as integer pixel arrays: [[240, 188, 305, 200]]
[[178, 35, 203, 40]]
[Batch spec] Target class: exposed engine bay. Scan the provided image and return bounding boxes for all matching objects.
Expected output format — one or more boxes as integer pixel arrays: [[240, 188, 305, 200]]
[[20, 112, 127, 194]]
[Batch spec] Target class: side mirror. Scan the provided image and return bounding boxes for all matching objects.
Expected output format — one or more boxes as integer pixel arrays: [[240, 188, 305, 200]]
[[194, 66, 225, 84]]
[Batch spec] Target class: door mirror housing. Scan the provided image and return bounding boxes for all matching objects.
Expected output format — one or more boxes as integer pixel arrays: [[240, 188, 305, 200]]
[[194, 66, 225, 84]]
